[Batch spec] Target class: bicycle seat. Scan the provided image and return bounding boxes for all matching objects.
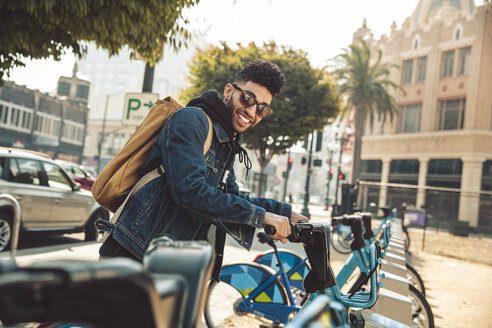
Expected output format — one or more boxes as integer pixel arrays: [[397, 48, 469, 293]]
[[144, 238, 214, 328]]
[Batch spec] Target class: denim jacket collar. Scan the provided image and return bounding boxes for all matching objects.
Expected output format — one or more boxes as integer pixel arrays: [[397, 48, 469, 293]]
[[212, 119, 243, 145]]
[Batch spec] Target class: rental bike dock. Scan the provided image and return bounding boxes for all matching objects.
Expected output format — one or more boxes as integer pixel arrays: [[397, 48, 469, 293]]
[[366, 216, 412, 326]]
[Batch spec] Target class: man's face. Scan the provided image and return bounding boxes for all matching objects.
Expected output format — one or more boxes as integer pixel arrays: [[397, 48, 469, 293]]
[[224, 81, 273, 134]]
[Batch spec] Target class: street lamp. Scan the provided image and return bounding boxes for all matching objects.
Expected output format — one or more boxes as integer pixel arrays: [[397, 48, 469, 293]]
[[96, 93, 122, 174], [333, 125, 353, 216], [301, 133, 314, 218], [324, 148, 335, 210]]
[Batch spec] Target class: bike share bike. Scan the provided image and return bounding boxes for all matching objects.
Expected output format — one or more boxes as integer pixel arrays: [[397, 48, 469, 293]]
[[250, 211, 433, 328], [255, 209, 426, 296], [0, 193, 214, 328], [205, 221, 412, 328]]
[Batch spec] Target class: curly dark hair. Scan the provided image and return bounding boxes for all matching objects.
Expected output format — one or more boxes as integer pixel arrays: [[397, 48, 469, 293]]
[[234, 59, 286, 96]]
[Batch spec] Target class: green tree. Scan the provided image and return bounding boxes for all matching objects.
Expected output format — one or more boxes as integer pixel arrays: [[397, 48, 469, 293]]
[[332, 40, 401, 184], [0, 0, 200, 83], [180, 41, 340, 196]]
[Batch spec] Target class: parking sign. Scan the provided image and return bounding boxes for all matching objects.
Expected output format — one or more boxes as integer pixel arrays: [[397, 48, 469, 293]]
[[122, 93, 159, 126]]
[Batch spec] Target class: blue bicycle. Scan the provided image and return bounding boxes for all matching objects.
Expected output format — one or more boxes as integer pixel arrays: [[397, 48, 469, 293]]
[[254, 214, 433, 328], [204, 222, 408, 328]]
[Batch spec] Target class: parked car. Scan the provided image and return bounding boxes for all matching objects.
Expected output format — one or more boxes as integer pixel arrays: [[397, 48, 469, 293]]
[[0, 148, 109, 251], [56, 160, 96, 191]]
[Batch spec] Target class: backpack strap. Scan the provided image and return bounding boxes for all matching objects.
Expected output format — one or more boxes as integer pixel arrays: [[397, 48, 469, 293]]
[[203, 114, 213, 154], [97, 114, 214, 242]]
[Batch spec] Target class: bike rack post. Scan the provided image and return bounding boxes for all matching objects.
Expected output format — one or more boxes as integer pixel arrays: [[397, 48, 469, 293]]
[[0, 194, 21, 258]]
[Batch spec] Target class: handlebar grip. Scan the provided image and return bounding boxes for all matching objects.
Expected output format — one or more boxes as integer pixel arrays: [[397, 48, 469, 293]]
[[264, 225, 276, 235]]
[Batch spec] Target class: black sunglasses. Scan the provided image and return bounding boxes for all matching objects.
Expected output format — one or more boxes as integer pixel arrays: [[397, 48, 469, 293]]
[[232, 83, 273, 118]]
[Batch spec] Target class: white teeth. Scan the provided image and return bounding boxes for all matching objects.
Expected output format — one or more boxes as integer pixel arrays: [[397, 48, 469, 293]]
[[238, 113, 251, 124]]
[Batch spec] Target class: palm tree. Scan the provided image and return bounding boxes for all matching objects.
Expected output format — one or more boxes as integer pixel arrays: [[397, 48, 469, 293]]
[[333, 40, 401, 185]]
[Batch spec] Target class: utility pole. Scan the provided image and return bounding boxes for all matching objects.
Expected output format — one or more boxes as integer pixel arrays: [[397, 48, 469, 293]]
[[96, 94, 110, 174], [301, 133, 314, 218]]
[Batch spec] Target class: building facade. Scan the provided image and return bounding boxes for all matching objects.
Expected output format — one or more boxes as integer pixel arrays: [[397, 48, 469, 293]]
[[358, 0, 492, 231], [0, 81, 89, 162]]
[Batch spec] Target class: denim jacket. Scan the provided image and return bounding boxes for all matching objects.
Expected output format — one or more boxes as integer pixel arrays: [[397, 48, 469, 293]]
[[102, 107, 291, 260]]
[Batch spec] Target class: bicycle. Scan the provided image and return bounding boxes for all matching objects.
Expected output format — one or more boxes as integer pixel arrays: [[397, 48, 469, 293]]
[[205, 222, 410, 328], [330, 222, 353, 254], [254, 215, 433, 328]]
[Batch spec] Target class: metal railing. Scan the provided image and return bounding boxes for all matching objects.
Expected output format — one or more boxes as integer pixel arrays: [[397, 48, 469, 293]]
[[0, 194, 21, 258]]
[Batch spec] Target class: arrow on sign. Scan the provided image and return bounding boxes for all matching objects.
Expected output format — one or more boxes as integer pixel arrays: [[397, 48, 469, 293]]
[[144, 101, 153, 109]]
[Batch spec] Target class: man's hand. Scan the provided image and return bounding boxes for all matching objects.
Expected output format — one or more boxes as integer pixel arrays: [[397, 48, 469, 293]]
[[290, 211, 310, 223], [263, 212, 291, 244]]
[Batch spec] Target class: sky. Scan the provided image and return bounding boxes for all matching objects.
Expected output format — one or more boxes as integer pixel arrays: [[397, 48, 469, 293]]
[[7, 0, 482, 93]]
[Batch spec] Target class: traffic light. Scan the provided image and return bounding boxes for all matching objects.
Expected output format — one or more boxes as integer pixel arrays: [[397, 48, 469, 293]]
[[287, 157, 293, 170], [329, 169, 335, 179], [338, 172, 346, 180]]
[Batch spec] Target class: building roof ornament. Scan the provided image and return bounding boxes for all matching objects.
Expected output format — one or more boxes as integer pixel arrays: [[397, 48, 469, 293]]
[[410, 0, 475, 30]]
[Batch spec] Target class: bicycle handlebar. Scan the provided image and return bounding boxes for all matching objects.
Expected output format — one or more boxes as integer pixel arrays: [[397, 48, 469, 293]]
[[264, 221, 313, 243]]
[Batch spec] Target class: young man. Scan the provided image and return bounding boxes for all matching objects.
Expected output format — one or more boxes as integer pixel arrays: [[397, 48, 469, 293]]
[[99, 59, 308, 273]]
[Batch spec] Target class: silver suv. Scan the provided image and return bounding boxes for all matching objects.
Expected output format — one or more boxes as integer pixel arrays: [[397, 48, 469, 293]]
[[0, 147, 109, 251]]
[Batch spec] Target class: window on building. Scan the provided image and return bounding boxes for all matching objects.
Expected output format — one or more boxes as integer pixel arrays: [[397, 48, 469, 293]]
[[437, 98, 466, 130], [427, 159, 462, 190], [76, 84, 89, 100], [458, 47, 471, 75], [61, 120, 85, 145], [398, 104, 422, 133], [455, 29, 461, 40], [389, 159, 419, 185], [0, 102, 33, 132], [402, 59, 414, 84], [57, 81, 70, 96], [34, 112, 61, 137], [441, 51, 454, 78], [416, 57, 427, 82]]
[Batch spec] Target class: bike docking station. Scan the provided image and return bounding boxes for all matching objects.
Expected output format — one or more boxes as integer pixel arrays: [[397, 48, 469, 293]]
[[360, 208, 413, 327], [0, 193, 215, 328]]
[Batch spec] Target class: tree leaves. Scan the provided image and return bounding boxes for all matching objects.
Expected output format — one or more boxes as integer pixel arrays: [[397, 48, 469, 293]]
[[179, 41, 340, 171], [0, 0, 200, 81]]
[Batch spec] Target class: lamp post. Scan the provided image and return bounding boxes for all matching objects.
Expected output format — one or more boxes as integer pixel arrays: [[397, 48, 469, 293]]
[[324, 148, 334, 210], [96, 93, 121, 174], [301, 133, 314, 218], [333, 126, 352, 216], [282, 150, 293, 203]]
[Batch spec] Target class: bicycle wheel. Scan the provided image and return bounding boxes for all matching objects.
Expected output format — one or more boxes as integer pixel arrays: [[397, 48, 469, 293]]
[[408, 284, 434, 328], [204, 280, 270, 328], [406, 263, 426, 296], [330, 230, 352, 254]]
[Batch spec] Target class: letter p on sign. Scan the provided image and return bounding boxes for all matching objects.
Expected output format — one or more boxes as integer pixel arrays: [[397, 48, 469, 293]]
[[122, 93, 159, 126]]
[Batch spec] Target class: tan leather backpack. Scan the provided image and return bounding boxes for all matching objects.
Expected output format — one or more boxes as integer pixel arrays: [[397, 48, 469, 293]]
[[92, 96, 213, 213]]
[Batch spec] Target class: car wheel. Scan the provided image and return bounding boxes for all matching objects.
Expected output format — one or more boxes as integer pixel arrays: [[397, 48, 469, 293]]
[[0, 213, 13, 252], [85, 210, 107, 241]]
